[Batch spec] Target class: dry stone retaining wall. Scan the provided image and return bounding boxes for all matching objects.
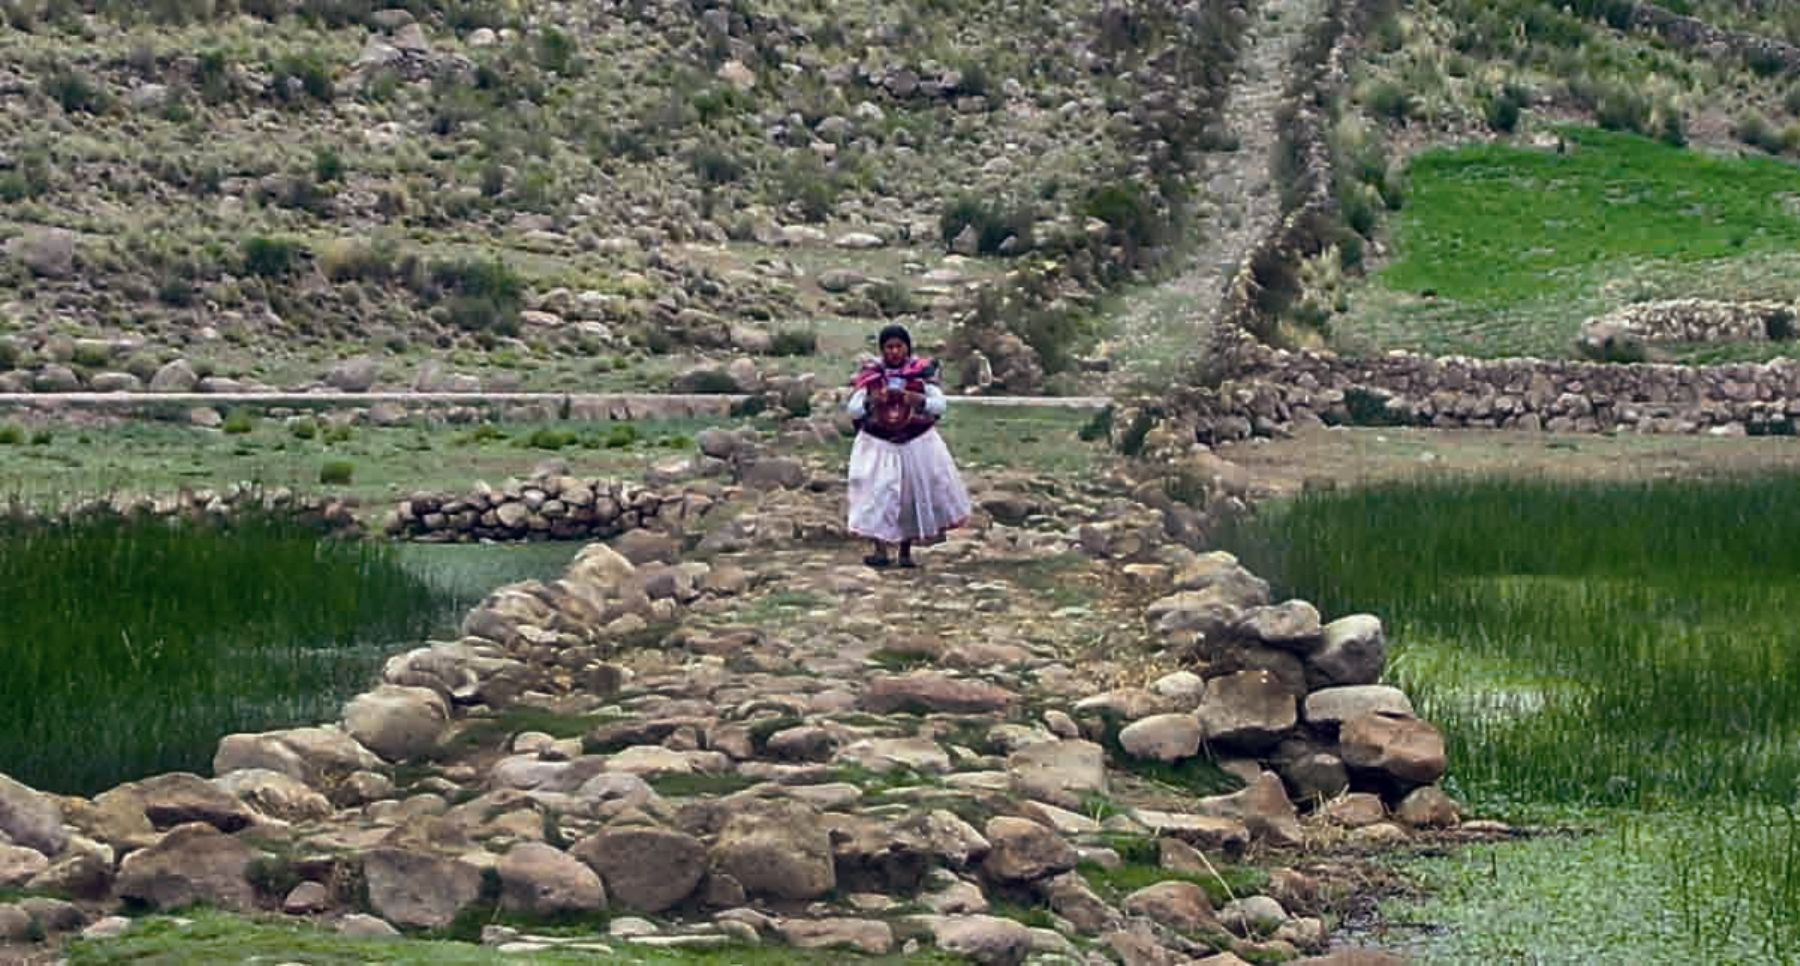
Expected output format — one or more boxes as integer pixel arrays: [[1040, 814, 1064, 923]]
[[1169, 346, 1800, 441], [1580, 299, 1798, 349]]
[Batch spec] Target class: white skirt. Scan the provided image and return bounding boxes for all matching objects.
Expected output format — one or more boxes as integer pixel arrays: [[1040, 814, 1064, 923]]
[[847, 428, 972, 545]]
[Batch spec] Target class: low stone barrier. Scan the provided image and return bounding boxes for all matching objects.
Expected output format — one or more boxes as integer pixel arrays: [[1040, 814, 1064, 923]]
[[1579, 299, 1797, 353], [384, 476, 718, 543]]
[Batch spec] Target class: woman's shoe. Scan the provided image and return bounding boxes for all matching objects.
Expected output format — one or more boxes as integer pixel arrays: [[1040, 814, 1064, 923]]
[[864, 553, 893, 568]]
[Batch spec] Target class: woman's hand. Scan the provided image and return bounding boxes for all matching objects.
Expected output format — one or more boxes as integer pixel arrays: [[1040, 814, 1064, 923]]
[[903, 391, 926, 410]]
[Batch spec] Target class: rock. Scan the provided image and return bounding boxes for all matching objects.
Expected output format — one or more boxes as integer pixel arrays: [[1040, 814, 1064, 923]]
[[213, 769, 331, 823], [836, 736, 950, 774], [863, 672, 1018, 715], [1197, 671, 1296, 751], [571, 827, 707, 912], [115, 823, 263, 911], [498, 842, 607, 916], [1132, 811, 1252, 857], [696, 427, 744, 460], [214, 727, 385, 788], [739, 456, 807, 490], [1302, 686, 1415, 729], [716, 59, 756, 92], [362, 848, 484, 929], [283, 880, 331, 914], [1237, 600, 1323, 648], [83, 916, 134, 941], [1306, 615, 1386, 688], [1197, 773, 1302, 847], [1220, 895, 1289, 935], [1122, 880, 1216, 932], [17, 895, 83, 933], [0, 774, 66, 857], [89, 371, 143, 392], [712, 801, 836, 900], [338, 913, 402, 938], [26, 846, 114, 900], [932, 914, 1033, 965], [777, 917, 893, 954], [817, 268, 867, 293], [1006, 740, 1106, 810], [0, 904, 34, 941], [612, 528, 679, 565], [0, 844, 49, 888], [951, 224, 980, 256], [1339, 713, 1447, 790], [1396, 786, 1461, 828], [6, 228, 75, 278], [1045, 871, 1119, 933], [981, 816, 1076, 882], [125, 773, 256, 832], [343, 685, 450, 761], [34, 365, 79, 392], [1118, 713, 1202, 762], [568, 542, 638, 590], [1276, 915, 1330, 953], [1318, 793, 1386, 829], [148, 359, 199, 393], [836, 232, 886, 249], [325, 356, 381, 392], [1276, 748, 1350, 805]]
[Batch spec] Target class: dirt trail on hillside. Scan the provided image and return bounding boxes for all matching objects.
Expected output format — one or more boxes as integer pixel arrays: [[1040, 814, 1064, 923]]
[[1100, 0, 1325, 396]]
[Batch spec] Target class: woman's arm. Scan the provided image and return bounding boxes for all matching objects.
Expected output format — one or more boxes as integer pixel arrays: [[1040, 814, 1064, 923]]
[[923, 384, 947, 417], [846, 387, 869, 418]]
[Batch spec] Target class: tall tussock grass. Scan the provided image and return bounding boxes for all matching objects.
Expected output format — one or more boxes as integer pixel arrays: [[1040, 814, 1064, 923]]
[[0, 514, 445, 795], [1222, 474, 1800, 953]]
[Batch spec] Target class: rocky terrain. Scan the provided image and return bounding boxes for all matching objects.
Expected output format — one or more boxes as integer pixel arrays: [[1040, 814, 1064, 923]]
[[0, 430, 1495, 963]]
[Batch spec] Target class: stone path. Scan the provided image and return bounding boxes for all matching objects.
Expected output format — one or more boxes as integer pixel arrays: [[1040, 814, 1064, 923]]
[[1100, 0, 1329, 396], [0, 452, 1492, 963]]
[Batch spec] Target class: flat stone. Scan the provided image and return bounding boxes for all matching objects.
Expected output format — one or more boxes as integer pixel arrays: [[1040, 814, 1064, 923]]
[[1302, 686, 1414, 729], [1118, 713, 1202, 762], [1006, 740, 1106, 810], [981, 816, 1076, 882], [861, 672, 1018, 715]]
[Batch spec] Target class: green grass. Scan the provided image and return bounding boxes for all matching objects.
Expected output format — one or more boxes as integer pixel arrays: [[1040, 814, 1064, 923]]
[[64, 910, 962, 965], [1219, 475, 1800, 956], [1342, 128, 1800, 359], [0, 417, 739, 509], [0, 515, 445, 795]]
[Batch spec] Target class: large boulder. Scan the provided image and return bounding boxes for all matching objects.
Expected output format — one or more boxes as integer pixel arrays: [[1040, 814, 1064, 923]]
[[931, 914, 1034, 966], [130, 773, 259, 832], [711, 801, 836, 900], [1305, 615, 1387, 688], [115, 823, 264, 911], [1237, 600, 1323, 649], [1339, 712, 1447, 791], [1117, 713, 1203, 763], [1195, 772, 1302, 847], [325, 356, 382, 392], [1197, 670, 1296, 751], [0, 844, 50, 888], [1302, 686, 1414, 730], [148, 359, 199, 393], [981, 817, 1076, 882], [6, 228, 76, 278], [571, 827, 707, 912], [497, 842, 607, 917], [1122, 880, 1216, 933], [214, 727, 385, 788], [213, 770, 332, 823], [362, 848, 484, 929], [343, 686, 450, 761], [0, 774, 66, 857]]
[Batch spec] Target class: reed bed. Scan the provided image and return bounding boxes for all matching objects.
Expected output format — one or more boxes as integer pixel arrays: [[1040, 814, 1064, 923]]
[[1220, 475, 1800, 957], [0, 515, 445, 795]]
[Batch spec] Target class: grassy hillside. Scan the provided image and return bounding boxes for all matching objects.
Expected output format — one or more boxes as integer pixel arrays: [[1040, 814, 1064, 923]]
[[0, 0, 1245, 392]]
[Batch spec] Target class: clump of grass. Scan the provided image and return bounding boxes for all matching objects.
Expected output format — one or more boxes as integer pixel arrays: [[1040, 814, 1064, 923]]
[[222, 409, 256, 435], [769, 329, 818, 357], [318, 459, 354, 485], [0, 423, 24, 446], [0, 515, 443, 794]]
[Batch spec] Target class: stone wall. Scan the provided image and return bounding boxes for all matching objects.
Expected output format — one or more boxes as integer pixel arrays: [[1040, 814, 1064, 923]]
[[384, 475, 718, 543], [1629, 3, 1800, 77], [1580, 299, 1797, 351], [4, 484, 361, 536], [1170, 345, 1800, 440]]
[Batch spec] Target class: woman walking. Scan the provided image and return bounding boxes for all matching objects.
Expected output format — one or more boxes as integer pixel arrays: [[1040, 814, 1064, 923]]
[[845, 324, 972, 568]]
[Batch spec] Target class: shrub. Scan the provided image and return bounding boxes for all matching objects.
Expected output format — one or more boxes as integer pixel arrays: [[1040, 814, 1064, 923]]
[[318, 460, 354, 485], [770, 329, 818, 356], [313, 148, 344, 183], [602, 423, 639, 448], [691, 143, 744, 185], [524, 427, 575, 450], [158, 277, 196, 306], [241, 236, 305, 277], [272, 54, 334, 104], [1595, 91, 1650, 136], [682, 369, 742, 394], [30, 430, 52, 446], [1084, 182, 1164, 252], [322, 424, 353, 444], [1767, 309, 1797, 342], [0, 423, 23, 445], [318, 239, 394, 283], [424, 257, 524, 335], [1734, 112, 1785, 154], [867, 280, 918, 318], [1365, 81, 1413, 124], [777, 154, 839, 222], [43, 67, 108, 114], [535, 26, 579, 75], [939, 196, 1035, 255], [289, 417, 319, 440], [1658, 109, 1688, 148], [1485, 91, 1523, 133], [222, 409, 256, 435]]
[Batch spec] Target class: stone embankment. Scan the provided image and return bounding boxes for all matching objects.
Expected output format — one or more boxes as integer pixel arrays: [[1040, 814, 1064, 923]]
[[1, 463, 1471, 963]]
